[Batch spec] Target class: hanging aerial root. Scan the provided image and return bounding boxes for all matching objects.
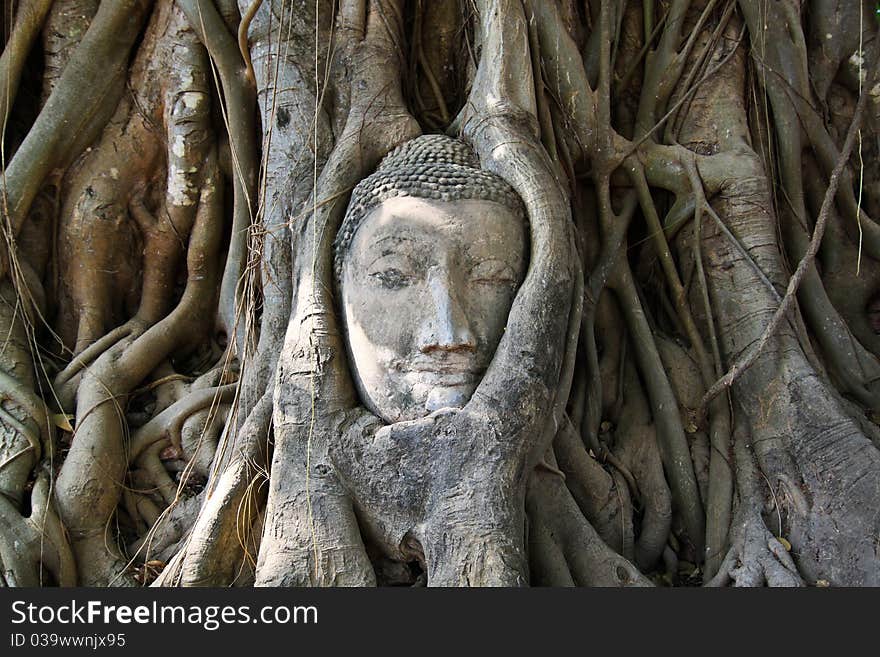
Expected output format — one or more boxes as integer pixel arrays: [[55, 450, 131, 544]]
[[684, 158, 733, 580], [610, 258, 705, 554], [0, 0, 54, 133], [178, 0, 259, 351]]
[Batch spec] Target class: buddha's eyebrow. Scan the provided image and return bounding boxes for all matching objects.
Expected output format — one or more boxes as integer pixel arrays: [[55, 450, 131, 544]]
[[464, 240, 519, 265], [371, 235, 412, 247]]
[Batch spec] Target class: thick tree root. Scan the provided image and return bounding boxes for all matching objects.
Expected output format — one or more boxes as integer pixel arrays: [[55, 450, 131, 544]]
[[704, 430, 802, 588], [528, 463, 650, 587], [55, 155, 224, 585], [706, 519, 803, 588], [0, 470, 75, 587]]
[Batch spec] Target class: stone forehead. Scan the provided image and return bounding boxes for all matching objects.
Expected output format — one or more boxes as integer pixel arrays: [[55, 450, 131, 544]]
[[334, 135, 526, 283]]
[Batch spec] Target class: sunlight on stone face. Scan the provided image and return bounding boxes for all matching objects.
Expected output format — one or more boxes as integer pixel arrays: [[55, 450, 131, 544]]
[[341, 196, 527, 423]]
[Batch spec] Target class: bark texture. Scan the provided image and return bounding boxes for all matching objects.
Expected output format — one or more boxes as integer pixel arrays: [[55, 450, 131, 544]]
[[0, 0, 878, 587]]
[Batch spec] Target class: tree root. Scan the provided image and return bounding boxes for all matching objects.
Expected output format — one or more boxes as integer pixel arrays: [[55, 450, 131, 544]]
[[705, 521, 802, 588], [553, 417, 629, 554], [0, 469, 76, 586], [55, 154, 224, 585], [611, 257, 705, 552], [704, 429, 802, 588], [129, 490, 205, 564], [157, 390, 272, 586], [527, 466, 650, 587], [128, 384, 236, 464], [2, 0, 878, 591]]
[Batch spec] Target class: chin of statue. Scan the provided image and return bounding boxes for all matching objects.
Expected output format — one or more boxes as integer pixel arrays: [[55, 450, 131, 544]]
[[424, 382, 476, 413], [362, 378, 479, 424]]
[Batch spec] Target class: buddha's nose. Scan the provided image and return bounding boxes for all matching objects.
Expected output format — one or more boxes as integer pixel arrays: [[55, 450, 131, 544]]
[[419, 272, 477, 353]]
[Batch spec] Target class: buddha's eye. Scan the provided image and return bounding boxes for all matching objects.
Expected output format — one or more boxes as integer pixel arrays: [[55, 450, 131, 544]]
[[370, 268, 412, 290], [470, 259, 517, 287], [367, 253, 418, 290]]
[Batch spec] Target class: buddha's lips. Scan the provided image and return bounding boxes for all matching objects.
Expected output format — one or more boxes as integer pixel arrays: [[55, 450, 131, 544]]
[[401, 356, 484, 383]]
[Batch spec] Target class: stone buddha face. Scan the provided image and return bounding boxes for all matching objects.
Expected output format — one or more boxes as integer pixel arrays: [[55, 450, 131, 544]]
[[335, 135, 528, 423], [337, 162, 527, 424]]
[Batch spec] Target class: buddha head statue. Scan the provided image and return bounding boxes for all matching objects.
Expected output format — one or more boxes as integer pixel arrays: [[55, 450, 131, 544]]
[[334, 135, 529, 424]]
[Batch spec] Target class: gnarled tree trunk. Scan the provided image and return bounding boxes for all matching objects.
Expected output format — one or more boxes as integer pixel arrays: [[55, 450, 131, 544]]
[[0, 0, 878, 587]]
